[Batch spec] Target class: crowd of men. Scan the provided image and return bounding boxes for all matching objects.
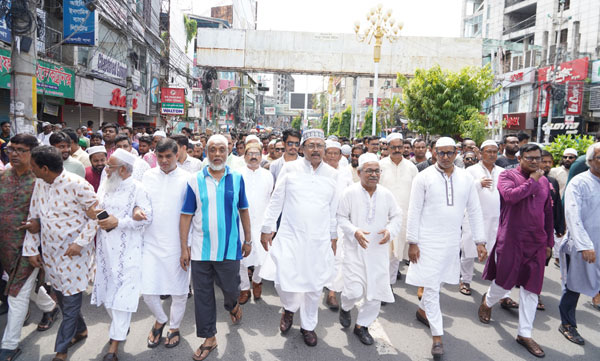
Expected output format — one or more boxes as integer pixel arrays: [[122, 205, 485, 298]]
[[0, 121, 599, 361]]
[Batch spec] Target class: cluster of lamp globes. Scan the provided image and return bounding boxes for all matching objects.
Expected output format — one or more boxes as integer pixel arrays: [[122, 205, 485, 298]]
[[354, 4, 403, 40]]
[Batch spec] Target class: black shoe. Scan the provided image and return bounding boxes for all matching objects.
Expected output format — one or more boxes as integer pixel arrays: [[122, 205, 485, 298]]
[[300, 328, 317, 346], [353, 325, 374, 345], [559, 324, 584, 345], [339, 309, 351, 328], [160, 295, 170, 300]]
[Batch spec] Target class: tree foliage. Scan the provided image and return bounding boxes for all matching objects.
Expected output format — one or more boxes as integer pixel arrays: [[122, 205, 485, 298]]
[[378, 96, 403, 129], [336, 106, 352, 138], [184, 15, 198, 52], [359, 108, 381, 137], [291, 115, 302, 130], [397, 65, 497, 138], [545, 134, 595, 166]]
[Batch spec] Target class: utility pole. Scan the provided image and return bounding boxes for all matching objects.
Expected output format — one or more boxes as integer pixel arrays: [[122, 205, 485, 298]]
[[545, 0, 568, 144], [125, 0, 134, 128], [327, 77, 332, 135], [10, 0, 38, 135]]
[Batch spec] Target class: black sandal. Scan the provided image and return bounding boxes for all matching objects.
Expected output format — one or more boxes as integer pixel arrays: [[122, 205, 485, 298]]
[[68, 331, 88, 348], [165, 330, 180, 349], [192, 344, 217, 361], [38, 307, 59, 331], [0, 348, 22, 361], [147, 322, 166, 348]]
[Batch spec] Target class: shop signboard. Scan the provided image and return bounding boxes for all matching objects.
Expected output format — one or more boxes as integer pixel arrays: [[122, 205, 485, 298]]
[[36, 60, 75, 99], [0, 48, 11, 89], [63, 0, 95, 46], [503, 113, 526, 130], [89, 52, 127, 86], [264, 106, 276, 115], [92, 79, 148, 115], [0, 0, 11, 44], [161, 88, 185, 115], [591, 60, 600, 84], [537, 57, 588, 117]]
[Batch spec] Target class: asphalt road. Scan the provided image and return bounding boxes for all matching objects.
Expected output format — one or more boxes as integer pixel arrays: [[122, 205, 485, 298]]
[[2, 261, 599, 361]]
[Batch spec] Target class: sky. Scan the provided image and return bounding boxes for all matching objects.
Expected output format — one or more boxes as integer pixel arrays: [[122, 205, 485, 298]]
[[187, 0, 464, 92]]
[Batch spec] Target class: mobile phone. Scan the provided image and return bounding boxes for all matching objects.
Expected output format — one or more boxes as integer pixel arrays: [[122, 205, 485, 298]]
[[96, 210, 113, 232]]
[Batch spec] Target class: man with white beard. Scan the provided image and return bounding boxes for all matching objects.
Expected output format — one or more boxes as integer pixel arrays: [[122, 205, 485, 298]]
[[238, 142, 273, 304], [337, 153, 402, 345], [91, 148, 153, 361], [141, 139, 191, 350]]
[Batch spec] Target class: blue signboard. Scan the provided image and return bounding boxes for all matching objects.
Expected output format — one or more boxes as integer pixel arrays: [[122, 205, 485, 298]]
[[63, 1, 95, 46], [0, 0, 11, 44]]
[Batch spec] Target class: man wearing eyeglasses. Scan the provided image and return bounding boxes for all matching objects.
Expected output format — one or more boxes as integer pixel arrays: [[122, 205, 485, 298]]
[[549, 148, 577, 197], [479, 143, 554, 358], [269, 129, 301, 183]]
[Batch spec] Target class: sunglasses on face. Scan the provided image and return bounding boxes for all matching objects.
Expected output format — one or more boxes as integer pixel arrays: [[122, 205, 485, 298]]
[[436, 151, 455, 158], [286, 141, 300, 147], [562, 155, 576, 160], [275, 147, 285, 152], [464, 157, 477, 161]]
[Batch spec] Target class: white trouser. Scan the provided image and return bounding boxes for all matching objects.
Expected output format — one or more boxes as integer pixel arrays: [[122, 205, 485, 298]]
[[341, 294, 381, 328], [106, 308, 132, 341], [460, 254, 475, 284], [143, 294, 187, 330], [389, 256, 401, 285], [239, 265, 262, 291], [1, 268, 56, 350], [419, 285, 444, 336], [275, 284, 321, 331], [485, 280, 538, 338], [552, 234, 564, 259]]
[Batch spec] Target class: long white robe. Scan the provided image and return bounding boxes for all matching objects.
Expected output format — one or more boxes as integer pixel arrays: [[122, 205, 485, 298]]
[[337, 183, 402, 302], [405, 165, 485, 288], [240, 166, 273, 268], [92, 177, 152, 312], [141, 167, 190, 295], [22, 171, 98, 296], [378, 157, 418, 259], [260, 158, 339, 293]]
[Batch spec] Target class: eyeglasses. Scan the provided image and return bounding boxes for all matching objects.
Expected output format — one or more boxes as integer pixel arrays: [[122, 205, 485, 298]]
[[5, 146, 30, 155], [363, 168, 381, 175], [351, 154, 361, 158], [389, 145, 403, 151], [464, 157, 477, 161], [436, 151, 455, 158], [246, 152, 262, 157], [562, 155, 576, 160], [286, 141, 300, 147], [275, 147, 285, 152], [523, 156, 541, 162], [304, 143, 325, 151]]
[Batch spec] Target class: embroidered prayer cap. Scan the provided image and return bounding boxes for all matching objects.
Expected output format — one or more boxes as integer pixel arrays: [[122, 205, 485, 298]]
[[386, 132, 403, 143], [153, 130, 167, 138], [435, 137, 456, 148], [358, 153, 379, 169], [245, 134, 260, 144], [341, 144, 352, 156], [480, 140, 498, 150], [87, 146, 107, 156], [325, 140, 342, 150], [327, 135, 339, 141], [111, 148, 137, 166], [301, 129, 325, 145], [563, 148, 577, 157], [245, 142, 262, 154]]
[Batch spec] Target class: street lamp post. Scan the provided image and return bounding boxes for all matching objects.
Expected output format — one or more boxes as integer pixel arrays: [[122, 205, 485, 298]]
[[355, 4, 402, 136]]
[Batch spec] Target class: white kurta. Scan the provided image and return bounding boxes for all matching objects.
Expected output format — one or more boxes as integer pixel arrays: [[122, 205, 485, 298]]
[[240, 166, 273, 267], [405, 165, 485, 288], [461, 163, 503, 257], [379, 157, 418, 259], [92, 177, 152, 312], [337, 183, 402, 302], [141, 167, 190, 295], [260, 158, 339, 293], [22, 171, 98, 296], [178, 154, 203, 173]]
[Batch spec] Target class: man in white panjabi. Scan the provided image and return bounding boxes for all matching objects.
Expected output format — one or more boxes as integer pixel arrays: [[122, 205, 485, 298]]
[[260, 129, 338, 347], [91, 148, 152, 361], [238, 142, 273, 305], [141, 138, 191, 350], [379, 132, 418, 284], [323, 139, 353, 310], [337, 153, 402, 345], [459, 140, 506, 297], [405, 137, 487, 359]]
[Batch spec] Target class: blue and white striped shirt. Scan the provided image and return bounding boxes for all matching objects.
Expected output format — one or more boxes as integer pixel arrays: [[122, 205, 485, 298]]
[[181, 166, 249, 261]]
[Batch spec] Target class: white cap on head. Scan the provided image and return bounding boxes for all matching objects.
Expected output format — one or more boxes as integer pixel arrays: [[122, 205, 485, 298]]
[[341, 144, 352, 156], [358, 153, 379, 169], [87, 146, 107, 156], [268, 139, 277, 146], [327, 135, 339, 141], [563, 148, 577, 157], [325, 139, 341, 150], [386, 133, 403, 143], [480, 140, 498, 150], [207, 134, 228, 147], [153, 130, 167, 138], [111, 148, 137, 166], [245, 134, 260, 144], [435, 137, 456, 148], [301, 129, 325, 145], [42, 121, 51, 128]]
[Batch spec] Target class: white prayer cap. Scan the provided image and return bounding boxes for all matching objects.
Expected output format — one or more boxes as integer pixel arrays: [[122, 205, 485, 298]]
[[380, 137, 387, 143], [42, 121, 51, 128], [563, 148, 577, 157], [327, 135, 339, 141], [480, 140, 498, 150], [153, 130, 167, 138], [111, 148, 136, 166], [301, 129, 325, 145], [245, 134, 260, 144], [268, 139, 277, 146], [325, 140, 341, 150], [341, 144, 352, 156], [87, 146, 107, 156], [435, 137, 456, 148], [358, 153, 379, 169], [207, 134, 228, 147], [386, 133, 403, 143]]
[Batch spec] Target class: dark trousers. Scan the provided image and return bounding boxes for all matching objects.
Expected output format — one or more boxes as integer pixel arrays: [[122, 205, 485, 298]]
[[54, 289, 87, 354], [558, 254, 581, 327], [191, 260, 240, 338]]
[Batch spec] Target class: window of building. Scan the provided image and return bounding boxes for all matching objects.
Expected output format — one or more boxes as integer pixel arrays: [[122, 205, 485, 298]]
[[561, 0, 570, 11], [508, 86, 520, 113], [369, 80, 374, 87]]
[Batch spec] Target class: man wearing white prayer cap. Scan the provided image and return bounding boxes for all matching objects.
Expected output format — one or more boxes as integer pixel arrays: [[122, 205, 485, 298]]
[[37, 122, 53, 145], [549, 147, 578, 196], [260, 127, 339, 347], [85, 146, 107, 192], [337, 152, 402, 345], [405, 136, 487, 358], [379, 131, 418, 285]]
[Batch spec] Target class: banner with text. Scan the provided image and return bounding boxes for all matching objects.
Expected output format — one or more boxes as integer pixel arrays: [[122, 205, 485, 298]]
[[63, 0, 95, 45], [0, 48, 11, 89], [36, 60, 75, 99], [0, 0, 11, 44], [161, 88, 185, 115], [89, 52, 127, 86]]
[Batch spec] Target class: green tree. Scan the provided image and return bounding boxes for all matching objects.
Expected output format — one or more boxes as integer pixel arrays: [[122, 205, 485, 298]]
[[398, 65, 497, 138], [336, 106, 352, 138], [291, 115, 302, 130], [359, 108, 381, 137], [319, 113, 328, 132], [545, 134, 595, 166], [329, 113, 341, 136], [183, 15, 198, 52], [378, 96, 403, 130]]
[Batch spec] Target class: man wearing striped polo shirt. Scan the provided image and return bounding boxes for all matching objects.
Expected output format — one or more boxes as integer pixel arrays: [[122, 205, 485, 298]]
[[179, 134, 252, 361]]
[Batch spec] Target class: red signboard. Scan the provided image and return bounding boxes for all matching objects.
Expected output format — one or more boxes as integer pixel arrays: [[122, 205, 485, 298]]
[[503, 113, 526, 130], [161, 88, 185, 103], [538, 57, 589, 116]]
